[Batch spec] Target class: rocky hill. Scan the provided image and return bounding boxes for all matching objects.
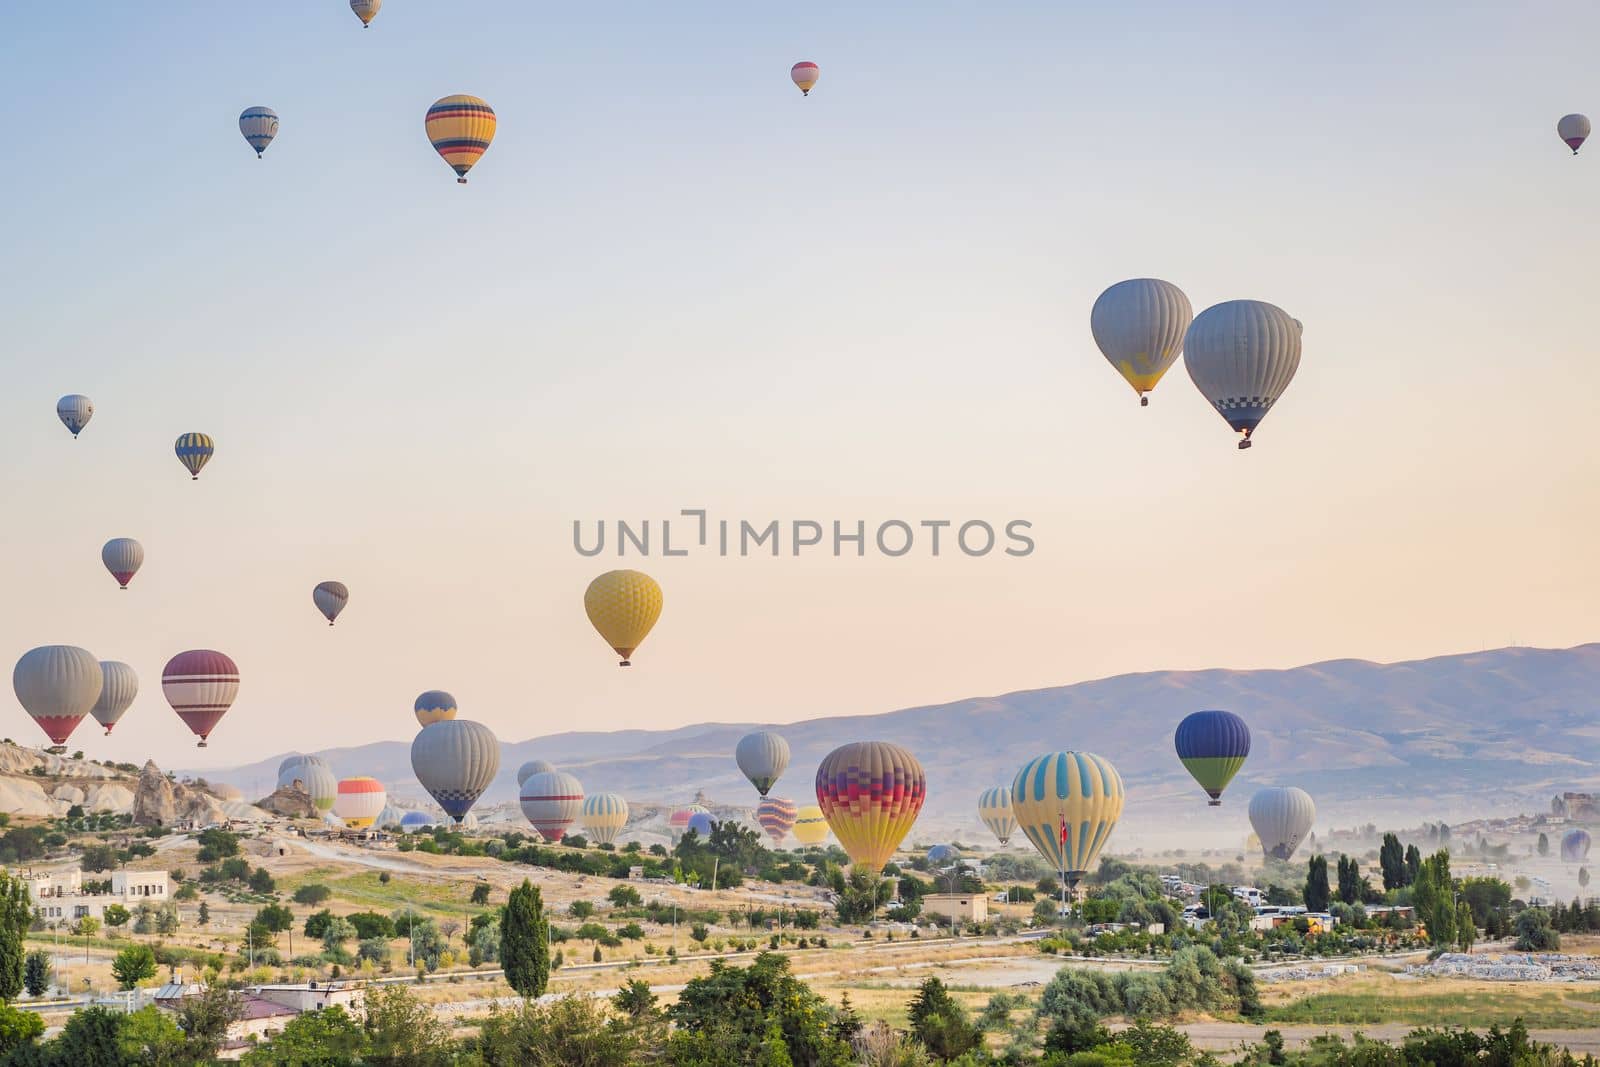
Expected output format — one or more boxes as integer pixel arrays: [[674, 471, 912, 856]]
[[0, 743, 265, 823]]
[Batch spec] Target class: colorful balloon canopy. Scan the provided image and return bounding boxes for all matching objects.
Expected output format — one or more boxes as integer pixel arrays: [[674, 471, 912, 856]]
[[517, 759, 556, 786], [1090, 279, 1192, 406], [792, 805, 829, 846], [1010, 751, 1125, 889], [278, 754, 329, 789], [756, 796, 797, 844], [279, 755, 337, 813], [669, 804, 709, 839], [520, 770, 584, 842], [56, 395, 93, 438], [686, 811, 715, 838], [584, 569, 663, 666], [815, 741, 926, 872], [1174, 710, 1250, 806], [101, 538, 144, 590], [1248, 786, 1316, 861], [977, 786, 1016, 845], [335, 777, 386, 829], [91, 661, 138, 735], [582, 793, 629, 846], [313, 581, 349, 626], [1184, 300, 1302, 450], [13, 645, 102, 750], [413, 690, 457, 728], [411, 719, 500, 824], [239, 107, 279, 158], [1562, 829, 1591, 863], [791, 61, 819, 96], [161, 649, 238, 748], [426, 95, 496, 184], [350, 0, 380, 27], [1559, 113, 1591, 155], [174, 433, 214, 479], [736, 731, 790, 796]]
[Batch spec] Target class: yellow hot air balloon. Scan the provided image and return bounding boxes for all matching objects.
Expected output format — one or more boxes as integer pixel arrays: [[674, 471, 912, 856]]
[[425, 95, 496, 184], [1010, 751, 1124, 890], [584, 570, 663, 666], [815, 741, 926, 872], [792, 805, 830, 846]]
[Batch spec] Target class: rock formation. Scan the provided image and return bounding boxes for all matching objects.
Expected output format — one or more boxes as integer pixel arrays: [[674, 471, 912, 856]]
[[255, 782, 316, 820], [132, 761, 230, 827]]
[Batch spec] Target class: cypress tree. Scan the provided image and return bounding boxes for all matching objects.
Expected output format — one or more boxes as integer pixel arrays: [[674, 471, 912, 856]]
[[1303, 855, 1330, 912], [500, 878, 549, 998], [0, 872, 32, 1002]]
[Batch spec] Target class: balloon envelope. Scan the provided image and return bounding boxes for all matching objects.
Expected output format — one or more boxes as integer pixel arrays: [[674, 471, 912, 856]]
[[239, 107, 279, 157], [1562, 829, 1591, 863], [279, 757, 337, 813], [413, 690, 457, 728], [1011, 751, 1124, 888], [1174, 710, 1250, 805], [517, 759, 556, 786], [411, 719, 500, 823], [756, 796, 797, 844], [313, 581, 349, 625], [13, 646, 102, 748], [815, 741, 926, 871], [520, 770, 584, 842], [1090, 279, 1192, 403], [791, 61, 819, 95], [792, 805, 829, 846], [334, 777, 386, 829], [1248, 787, 1315, 860], [584, 570, 663, 665], [686, 811, 715, 838], [736, 731, 790, 796], [91, 661, 138, 734], [978, 785, 1016, 845], [350, 0, 380, 26], [56, 395, 93, 437], [426, 95, 496, 183], [1183, 300, 1302, 448], [101, 539, 144, 589], [581, 793, 629, 845], [175, 433, 215, 479], [161, 649, 238, 746], [1559, 113, 1591, 153]]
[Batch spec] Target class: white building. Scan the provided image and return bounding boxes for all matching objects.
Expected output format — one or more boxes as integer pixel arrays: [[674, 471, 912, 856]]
[[24, 868, 170, 923]]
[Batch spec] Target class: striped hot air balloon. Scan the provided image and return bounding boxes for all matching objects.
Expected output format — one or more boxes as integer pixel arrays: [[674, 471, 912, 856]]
[[520, 770, 584, 842], [334, 777, 386, 829], [978, 786, 1016, 845], [91, 661, 138, 735], [584, 570, 663, 666], [756, 796, 798, 845], [13, 646, 102, 751], [313, 581, 349, 625], [792, 805, 829, 846], [736, 731, 790, 796], [426, 95, 496, 184], [581, 793, 629, 846], [411, 719, 500, 824], [1174, 710, 1251, 806], [350, 0, 380, 27], [413, 690, 457, 728], [815, 741, 926, 872], [517, 759, 556, 786], [239, 107, 279, 158], [56, 395, 93, 438], [101, 538, 144, 590], [1010, 751, 1125, 889], [791, 61, 819, 96], [1184, 300, 1302, 449], [174, 433, 214, 479], [161, 649, 238, 747]]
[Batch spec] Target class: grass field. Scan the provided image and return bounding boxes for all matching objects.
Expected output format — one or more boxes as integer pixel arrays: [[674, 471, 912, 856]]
[[1262, 978, 1600, 1029]]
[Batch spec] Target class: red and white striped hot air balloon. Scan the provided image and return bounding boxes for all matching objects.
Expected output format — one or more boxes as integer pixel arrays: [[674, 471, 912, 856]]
[[334, 777, 386, 829], [520, 770, 584, 843], [161, 649, 238, 748], [791, 61, 819, 96]]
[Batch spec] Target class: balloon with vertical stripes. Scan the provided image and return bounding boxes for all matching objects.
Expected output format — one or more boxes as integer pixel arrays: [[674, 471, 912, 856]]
[[1010, 751, 1124, 888]]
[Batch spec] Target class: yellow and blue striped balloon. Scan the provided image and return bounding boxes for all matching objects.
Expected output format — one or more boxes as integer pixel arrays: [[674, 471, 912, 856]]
[[977, 785, 1016, 845], [174, 433, 214, 480], [1010, 751, 1124, 888], [425, 95, 496, 184], [581, 792, 629, 846]]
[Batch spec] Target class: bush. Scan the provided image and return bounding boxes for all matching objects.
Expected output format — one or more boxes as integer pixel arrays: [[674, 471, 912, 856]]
[[292, 883, 332, 906], [1514, 908, 1561, 951]]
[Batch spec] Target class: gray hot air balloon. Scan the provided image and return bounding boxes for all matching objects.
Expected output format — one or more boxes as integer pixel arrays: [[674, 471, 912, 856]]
[[1248, 786, 1316, 861], [56, 395, 93, 438], [516, 759, 556, 787], [1184, 300, 1302, 450], [101, 538, 144, 590], [1559, 113, 1591, 155], [312, 581, 349, 626], [735, 731, 790, 796], [278, 755, 337, 813], [278, 754, 330, 789], [411, 719, 500, 824], [520, 770, 584, 842], [14, 645, 102, 752], [1090, 278, 1193, 407], [91, 661, 138, 735]]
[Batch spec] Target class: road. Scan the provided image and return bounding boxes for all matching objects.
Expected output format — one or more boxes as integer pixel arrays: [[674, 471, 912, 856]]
[[1169, 1021, 1600, 1056]]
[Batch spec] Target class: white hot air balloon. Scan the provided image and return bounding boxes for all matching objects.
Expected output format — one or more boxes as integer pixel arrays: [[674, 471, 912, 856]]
[[1183, 300, 1302, 449], [334, 777, 386, 829], [977, 785, 1016, 845], [91, 661, 138, 735], [239, 107, 279, 158], [520, 770, 584, 843], [1248, 786, 1316, 861], [1559, 113, 1591, 155], [517, 759, 556, 787], [411, 720, 501, 825], [581, 793, 629, 846], [735, 731, 790, 797], [56, 395, 93, 438], [13, 646, 102, 752], [1090, 278, 1193, 406], [101, 538, 144, 590]]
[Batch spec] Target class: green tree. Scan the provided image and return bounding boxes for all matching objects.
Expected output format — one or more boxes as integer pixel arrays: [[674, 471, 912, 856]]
[[612, 977, 658, 1020], [248, 867, 276, 894], [0, 1002, 43, 1054], [1412, 850, 1456, 947], [470, 883, 491, 905], [1404, 843, 1422, 886], [1335, 855, 1361, 905], [1456, 901, 1476, 951], [321, 916, 356, 955], [361, 984, 455, 1064], [118, 1004, 191, 1067], [477, 994, 644, 1066], [0, 870, 33, 1001], [569, 900, 595, 919], [243, 1006, 363, 1066], [1538, 832, 1550, 857], [111, 943, 158, 990], [292, 883, 332, 906], [1514, 908, 1561, 950], [196, 828, 240, 861], [254, 903, 294, 934], [78, 844, 118, 873], [1303, 855, 1330, 912], [103, 903, 130, 930], [907, 976, 981, 1059], [197, 901, 210, 927], [175, 985, 244, 1062], [668, 953, 853, 1065], [22, 951, 49, 998], [607, 884, 641, 908], [502, 878, 550, 998]]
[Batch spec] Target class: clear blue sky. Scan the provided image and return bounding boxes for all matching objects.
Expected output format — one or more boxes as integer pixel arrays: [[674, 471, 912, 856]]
[[2, 1, 1598, 768]]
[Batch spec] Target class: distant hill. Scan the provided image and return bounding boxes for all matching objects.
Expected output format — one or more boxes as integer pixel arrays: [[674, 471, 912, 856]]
[[205, 644, 1600, 849]]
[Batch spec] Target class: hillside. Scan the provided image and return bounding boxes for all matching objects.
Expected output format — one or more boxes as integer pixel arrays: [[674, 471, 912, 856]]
[[208, 643, 1600, 846]]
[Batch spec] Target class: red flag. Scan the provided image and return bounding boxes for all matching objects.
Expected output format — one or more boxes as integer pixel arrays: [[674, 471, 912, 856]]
[[1059, 818, 1068, 847]]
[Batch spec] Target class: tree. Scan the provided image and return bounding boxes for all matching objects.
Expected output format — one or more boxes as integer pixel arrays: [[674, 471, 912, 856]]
[[0, 1003, 43, 1054], [669, 953, 853, 1065], [1412, 850, 1456, 947], [254, 903, 294, 934], [361, 984, 455, 1064], [1378, 833, 1405, 891], [73, 915, 100, 938], [1456, 901, 1477, 951], [79, 844, 119, 873], [103, 904, 130, 930], [175, 985, 244, 1061], [907, 976, 981, 1059], [470, 883, 491, 905], [304, 909, 334, 939], [196, 828, 240, 861], [478, 994, 644, 1066], [1404, 843, 1422, 886], [0, 870, 32, 1001], [1335, 855, 1362, 905], [243, 1006, 363, 1066], [292, 883, 332, 906], [321, 916, 356, 955], [608, 884, 641, 908], [248, 867, 276, 894], [1303, 855, 1330, 912], [198, 901, 210, 927], [1538, 832, 1550, 857], [613, 977, 658, 1020], [111, 943, 158, 989], [502, 878, 550, 999], [22, 951, 49, 998], [1514, 908, 1561, 951], [569, 900, 595, 919]]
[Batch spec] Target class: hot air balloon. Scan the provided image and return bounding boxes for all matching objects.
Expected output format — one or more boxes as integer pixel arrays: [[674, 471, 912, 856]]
[[279, 755, 337, 813], [686, 811, 715, 839], [584, 570, 662, 666], [792, 805, 829, 846], [1011, 751, 1124, 892], [13, 646, 102, 752], [278, 754, 329, 789], [927, 843, 961, 865], [161, 649, 238, 747], [757, 796, 797, 845], [1174, 710, 1251, 806], [411, 719, 499, 824], [313, 581, 349, 626], [1248, 787, 1315, 860], [400, 811, 435, 830], [350, 0, 380, 27], [174, 433, 214, 479], [101, 539, 144, 590], [413, 690, 457, 727], [669, 804, 709, 842], [1090, 279, 1193, 406], [978, 786, 1016, 845], [582, 793, 629, 846], [520, 770, 584, 842], [517, 759, 556, 786], [426, 95, 496, 184], [239, 107, 279, 158], [1563, 829, 1591, 863], [91, 661, 137, 735], [815, 741, 926, 872], [1559, 113, 1591, 155], [736, 731, 790, 796], [791, 61, 819, 96], [334, 777, 386, 829], [1183, 301, 1302, 449], [56, 395, 93, 438]]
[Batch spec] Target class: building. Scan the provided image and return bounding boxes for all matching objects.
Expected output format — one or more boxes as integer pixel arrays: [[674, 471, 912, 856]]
[[922, 893, 988, 924], [24, 868, 170, 923], [155, 977, 368, 1061]]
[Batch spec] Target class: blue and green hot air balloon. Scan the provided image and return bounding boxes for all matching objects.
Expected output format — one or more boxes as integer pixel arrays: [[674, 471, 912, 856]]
[[1174, 710, 1250, 806]]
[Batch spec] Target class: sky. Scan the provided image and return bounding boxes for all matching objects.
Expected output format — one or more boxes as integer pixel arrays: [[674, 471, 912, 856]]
[[2, 1, 1599, 770]]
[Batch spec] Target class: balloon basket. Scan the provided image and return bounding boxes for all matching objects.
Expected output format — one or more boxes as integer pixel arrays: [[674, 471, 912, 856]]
[[1237, 439, 1252, 450], [618, 660, 631, 667], [1208, 799, 1221, 807], [1140, 396, 1149, 407]]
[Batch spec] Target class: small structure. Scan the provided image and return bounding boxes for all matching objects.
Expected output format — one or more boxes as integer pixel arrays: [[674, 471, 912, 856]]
[[246, 979, 366, 1015], [922, 893, 988, 924], [25, 868, 170, 923]]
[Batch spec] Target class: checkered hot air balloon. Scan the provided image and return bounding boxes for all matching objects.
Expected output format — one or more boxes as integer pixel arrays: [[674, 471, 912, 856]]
[[1184, 300, 1302, 450], [584, 570, 662, 667], [161, 649, 238, 747], [426, 95, 496, 184], [815, 741, 926, 872], [412, 719, 500, 824]]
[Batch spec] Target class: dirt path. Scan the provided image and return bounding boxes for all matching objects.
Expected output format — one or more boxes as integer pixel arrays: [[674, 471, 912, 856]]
[[1173, 1022, 1600, 1056]]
